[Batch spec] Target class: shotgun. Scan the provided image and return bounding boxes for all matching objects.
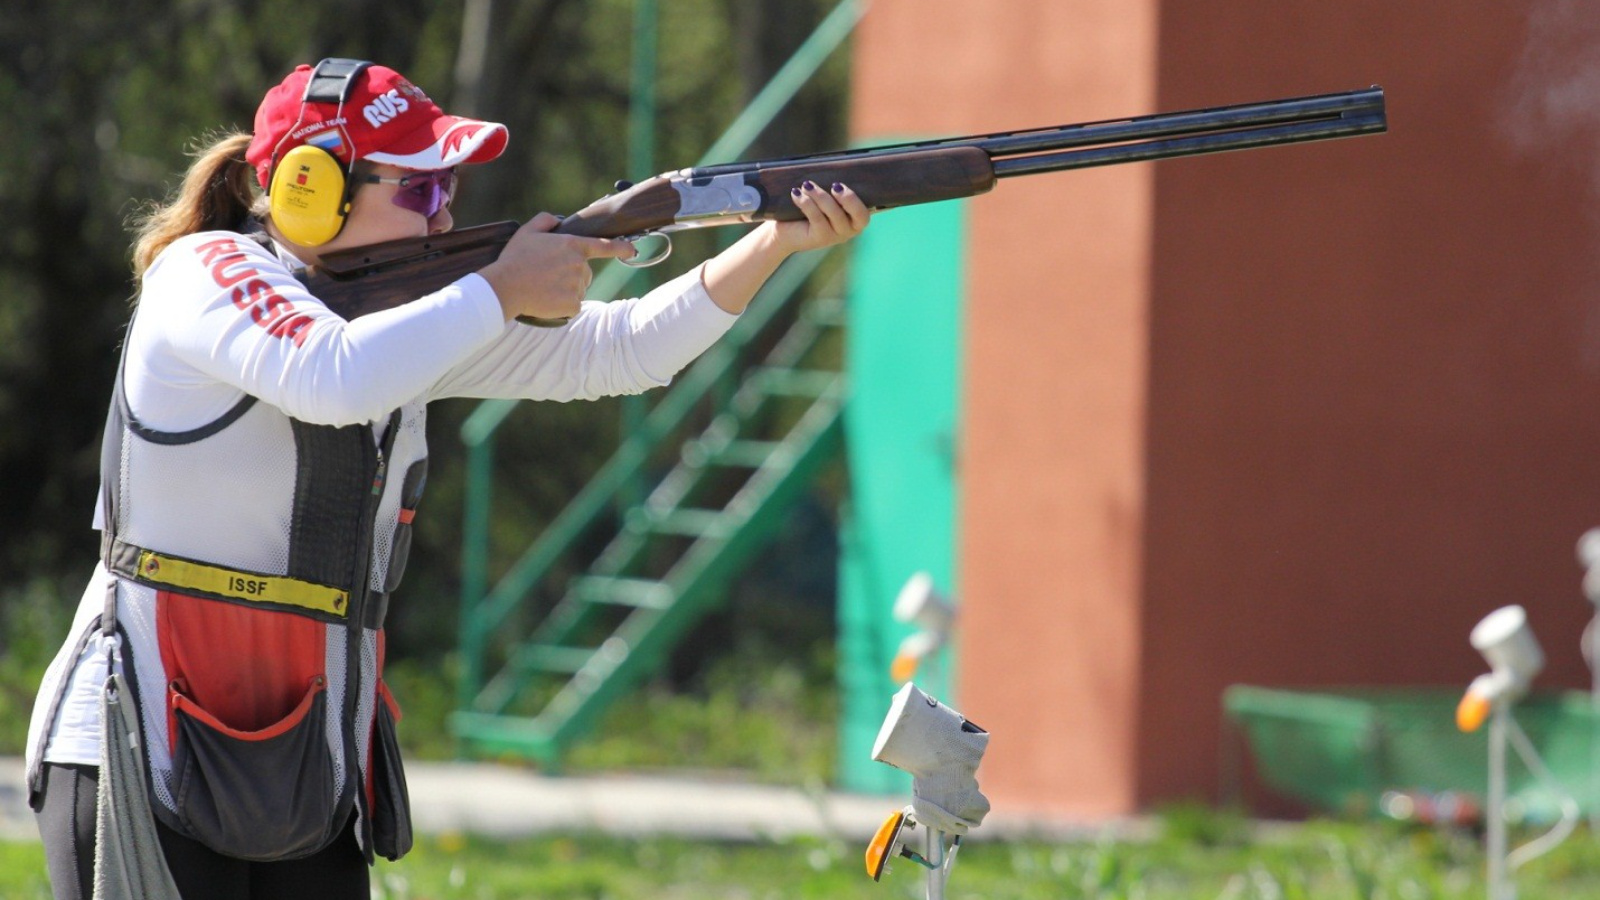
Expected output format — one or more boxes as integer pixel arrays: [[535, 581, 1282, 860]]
[[304, 86, 1386, 325]]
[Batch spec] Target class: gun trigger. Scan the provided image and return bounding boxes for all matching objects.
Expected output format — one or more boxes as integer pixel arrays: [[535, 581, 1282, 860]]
[[620, 233, 672, 268]]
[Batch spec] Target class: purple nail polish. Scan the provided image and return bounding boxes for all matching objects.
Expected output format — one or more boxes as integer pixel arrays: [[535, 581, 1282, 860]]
[[791, 187, 802, 197], [831, 182, 844, 193], [802, 180, 817, 191]]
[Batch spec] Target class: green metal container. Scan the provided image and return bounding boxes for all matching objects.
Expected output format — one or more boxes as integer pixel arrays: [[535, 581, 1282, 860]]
[[835, 195, 970, 794], [1224, 685, 1600, 821]]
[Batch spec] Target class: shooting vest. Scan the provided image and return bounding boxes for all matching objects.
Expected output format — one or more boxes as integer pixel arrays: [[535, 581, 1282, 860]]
[[37, 305, 424, 863]]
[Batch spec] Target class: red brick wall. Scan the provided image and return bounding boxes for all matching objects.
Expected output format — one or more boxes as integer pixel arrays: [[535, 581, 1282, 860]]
[[851, 0, 1600, 817], [1136, 1, 1600, 806]]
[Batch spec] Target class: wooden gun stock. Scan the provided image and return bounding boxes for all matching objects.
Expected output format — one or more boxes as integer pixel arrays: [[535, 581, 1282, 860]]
[[304, 221, 521, 321], [750, 146, 997, 218]]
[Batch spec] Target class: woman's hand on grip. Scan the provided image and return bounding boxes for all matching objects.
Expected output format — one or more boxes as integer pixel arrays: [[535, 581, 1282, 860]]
[[478, 213, 636, 322], [700, 182, 870, 316]]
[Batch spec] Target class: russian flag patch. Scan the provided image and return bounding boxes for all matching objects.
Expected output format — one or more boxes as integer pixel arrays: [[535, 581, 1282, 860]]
[[306, 130, 344, 154]]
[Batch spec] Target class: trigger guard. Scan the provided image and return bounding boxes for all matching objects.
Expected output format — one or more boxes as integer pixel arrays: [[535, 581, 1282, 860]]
[[620, 233, 672, 268]]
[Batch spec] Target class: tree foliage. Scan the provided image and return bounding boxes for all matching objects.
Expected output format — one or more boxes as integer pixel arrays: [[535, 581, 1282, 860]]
[[0, 0, 852, 751]]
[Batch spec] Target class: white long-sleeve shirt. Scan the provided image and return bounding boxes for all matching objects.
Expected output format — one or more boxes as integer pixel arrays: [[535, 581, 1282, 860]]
[[31, 227, 739, 771], [126, 229, 737, 431]]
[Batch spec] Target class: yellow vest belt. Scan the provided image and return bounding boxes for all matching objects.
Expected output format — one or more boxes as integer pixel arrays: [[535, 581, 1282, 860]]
[[107, 540, 350, 621]]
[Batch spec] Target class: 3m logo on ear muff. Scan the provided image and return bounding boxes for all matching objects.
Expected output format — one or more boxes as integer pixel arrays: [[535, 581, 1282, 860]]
[[264, 58, 373, 247], [269, 143, 350, 247]]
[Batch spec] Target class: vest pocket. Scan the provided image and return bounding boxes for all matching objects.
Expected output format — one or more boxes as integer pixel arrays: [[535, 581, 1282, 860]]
[[170, 676, 340, 860], [370, 681, 413, 860], [381, 459, 428, 595]]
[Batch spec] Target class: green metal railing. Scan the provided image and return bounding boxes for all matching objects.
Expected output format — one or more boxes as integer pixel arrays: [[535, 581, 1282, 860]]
[[453, 260, 848, 762], [453, 0, 865, 763], [457, 246, 836, 697]]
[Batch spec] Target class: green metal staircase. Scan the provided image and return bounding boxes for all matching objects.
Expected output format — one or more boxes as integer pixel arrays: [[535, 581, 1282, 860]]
[[452, 250, 849, 765], [450, 0, 866, 768]]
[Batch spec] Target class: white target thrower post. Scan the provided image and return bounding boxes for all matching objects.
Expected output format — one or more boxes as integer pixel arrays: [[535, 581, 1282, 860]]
[[890, 572, 957, 686], [1456, 605, 1579, 900], [863, 682, 990, 899]]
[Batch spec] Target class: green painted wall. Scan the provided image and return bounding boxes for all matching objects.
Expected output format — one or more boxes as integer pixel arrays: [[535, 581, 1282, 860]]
[[837, 197, 969, 793]]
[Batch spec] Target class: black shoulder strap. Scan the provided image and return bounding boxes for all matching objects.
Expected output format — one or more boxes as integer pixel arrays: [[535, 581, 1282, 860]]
[[98, 317, 137, 638]]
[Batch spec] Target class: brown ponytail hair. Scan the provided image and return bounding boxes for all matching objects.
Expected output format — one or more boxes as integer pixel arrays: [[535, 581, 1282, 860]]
[[131, 132, 266, 276]]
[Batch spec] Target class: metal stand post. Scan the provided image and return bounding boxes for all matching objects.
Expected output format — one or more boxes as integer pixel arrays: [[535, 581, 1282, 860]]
[[1590, 615, 1600, 834], [1462, 604, 1580, 900], [1487, 707, 1510, 900], [1577, 530, 1600, 832], [925, 828, 945, 900]]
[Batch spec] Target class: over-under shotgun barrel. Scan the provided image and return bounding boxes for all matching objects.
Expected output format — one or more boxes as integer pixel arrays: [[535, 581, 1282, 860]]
[[687, 86, 1385, 180], [992, 88, 1385, 177]]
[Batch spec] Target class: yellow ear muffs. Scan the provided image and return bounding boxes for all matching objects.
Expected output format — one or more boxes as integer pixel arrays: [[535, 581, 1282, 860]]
[[269, 144, 351, 247]]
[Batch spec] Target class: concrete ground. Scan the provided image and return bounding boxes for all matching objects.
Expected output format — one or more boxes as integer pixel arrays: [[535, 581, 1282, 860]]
[[0, 756, 1143, 845], [0, 759, 30, 842]]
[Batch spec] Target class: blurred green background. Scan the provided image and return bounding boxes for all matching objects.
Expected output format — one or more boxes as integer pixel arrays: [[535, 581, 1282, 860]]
[[0, 0, 854, 771]]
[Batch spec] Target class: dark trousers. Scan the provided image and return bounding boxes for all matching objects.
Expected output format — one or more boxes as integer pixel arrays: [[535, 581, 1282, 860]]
[[33, 762, 370, 900]]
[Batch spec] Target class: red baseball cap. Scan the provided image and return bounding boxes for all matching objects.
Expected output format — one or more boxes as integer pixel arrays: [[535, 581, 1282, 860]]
[[246, 61, 509, 189]]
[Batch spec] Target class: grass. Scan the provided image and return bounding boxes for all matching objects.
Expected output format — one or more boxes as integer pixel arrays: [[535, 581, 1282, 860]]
[[563, 646, 837, 784], [383, 639, 839, 784], [9, 813, 1600, 899], [13, 628, 1600, 896], [0, 842, 51, 900]]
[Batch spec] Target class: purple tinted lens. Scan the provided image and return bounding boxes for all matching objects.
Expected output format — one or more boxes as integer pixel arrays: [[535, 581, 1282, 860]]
[[389, 171, 455, 218]]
